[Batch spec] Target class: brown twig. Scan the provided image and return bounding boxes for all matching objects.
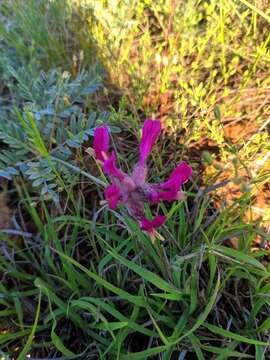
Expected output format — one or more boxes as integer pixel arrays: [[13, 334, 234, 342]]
[[166, 0, 178, 48]]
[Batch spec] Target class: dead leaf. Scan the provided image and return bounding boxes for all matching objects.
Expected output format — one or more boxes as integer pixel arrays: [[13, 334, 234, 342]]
[[0, 192, 11, 229]]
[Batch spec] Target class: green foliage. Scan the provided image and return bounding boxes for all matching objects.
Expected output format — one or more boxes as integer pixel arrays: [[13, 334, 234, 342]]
[[0, 0, 97, 69], [0, 64, 110, 200], [0, 192, 269, 358], [0, 0, 112, 201]]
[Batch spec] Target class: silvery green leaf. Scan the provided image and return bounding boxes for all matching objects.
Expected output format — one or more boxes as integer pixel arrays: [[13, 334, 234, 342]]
[[5, 167, 18, 174], [19, 163, 29, 173], [67, 139, 80, 148], [81, 81, 102, 95], [32, 178, 45, 187], [109, 126, 121, 133], [0, 170, 12, 180], [41, 186, 49, 195], [28, 172, 41, 180]]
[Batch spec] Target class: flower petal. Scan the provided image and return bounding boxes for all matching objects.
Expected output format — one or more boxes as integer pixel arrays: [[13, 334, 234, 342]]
[[103, 151, 125, 180], [141, 215, 166, 231], [132, 164, 148, 186], [158, 161, 192, 191], [94, 126, 110, 162], [105, 184, 121, 209], [145, 188, 178, 204], [139, 119, 161, 165], [144, 162, 191, 204]]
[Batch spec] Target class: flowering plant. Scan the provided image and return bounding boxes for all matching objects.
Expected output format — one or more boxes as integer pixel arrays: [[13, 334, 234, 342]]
[[93, 119, 192, 238]]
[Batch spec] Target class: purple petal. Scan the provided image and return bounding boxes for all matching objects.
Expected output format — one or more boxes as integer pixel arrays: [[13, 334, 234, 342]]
[[132, 164, 147, 186], [146, 188, 178, 204], [105, 184, 121, 209], [103, 151, 125, 180], [141, 215, 166, 231], [145, 162, 191, 204], [145, 189, 160, 204], [139, 119, 161, 165], [158, 161, 192, 192], [122, 176, 136, 192], [94, 126, 110, 162]]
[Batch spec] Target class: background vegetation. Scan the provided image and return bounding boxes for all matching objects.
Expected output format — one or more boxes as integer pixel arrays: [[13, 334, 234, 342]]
[[0, 0, 269, 358]]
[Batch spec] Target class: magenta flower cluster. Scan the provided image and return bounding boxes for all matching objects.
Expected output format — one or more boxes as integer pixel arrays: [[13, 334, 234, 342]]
[[93, 119, 192, 238]]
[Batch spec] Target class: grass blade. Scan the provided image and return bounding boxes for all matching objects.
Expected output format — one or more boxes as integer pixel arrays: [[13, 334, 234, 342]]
[[17, 290, 42, 360]]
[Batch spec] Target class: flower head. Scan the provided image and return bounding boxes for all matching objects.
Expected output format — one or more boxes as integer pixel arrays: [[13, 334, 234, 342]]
[[93, 120, 192, 238]]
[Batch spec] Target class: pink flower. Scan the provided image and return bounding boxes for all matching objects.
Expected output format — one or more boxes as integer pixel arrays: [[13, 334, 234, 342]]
[[103, 151, 125, 180], [93, 120, 192, 238], [104, 184, 121, 209], [94, 127, 124, 180], [146, 161, 192, 204], [158, 162, 192, 191], [139, 119, 161, 165], [140, 215, 166, 238], [93, 126, 109, 162]]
